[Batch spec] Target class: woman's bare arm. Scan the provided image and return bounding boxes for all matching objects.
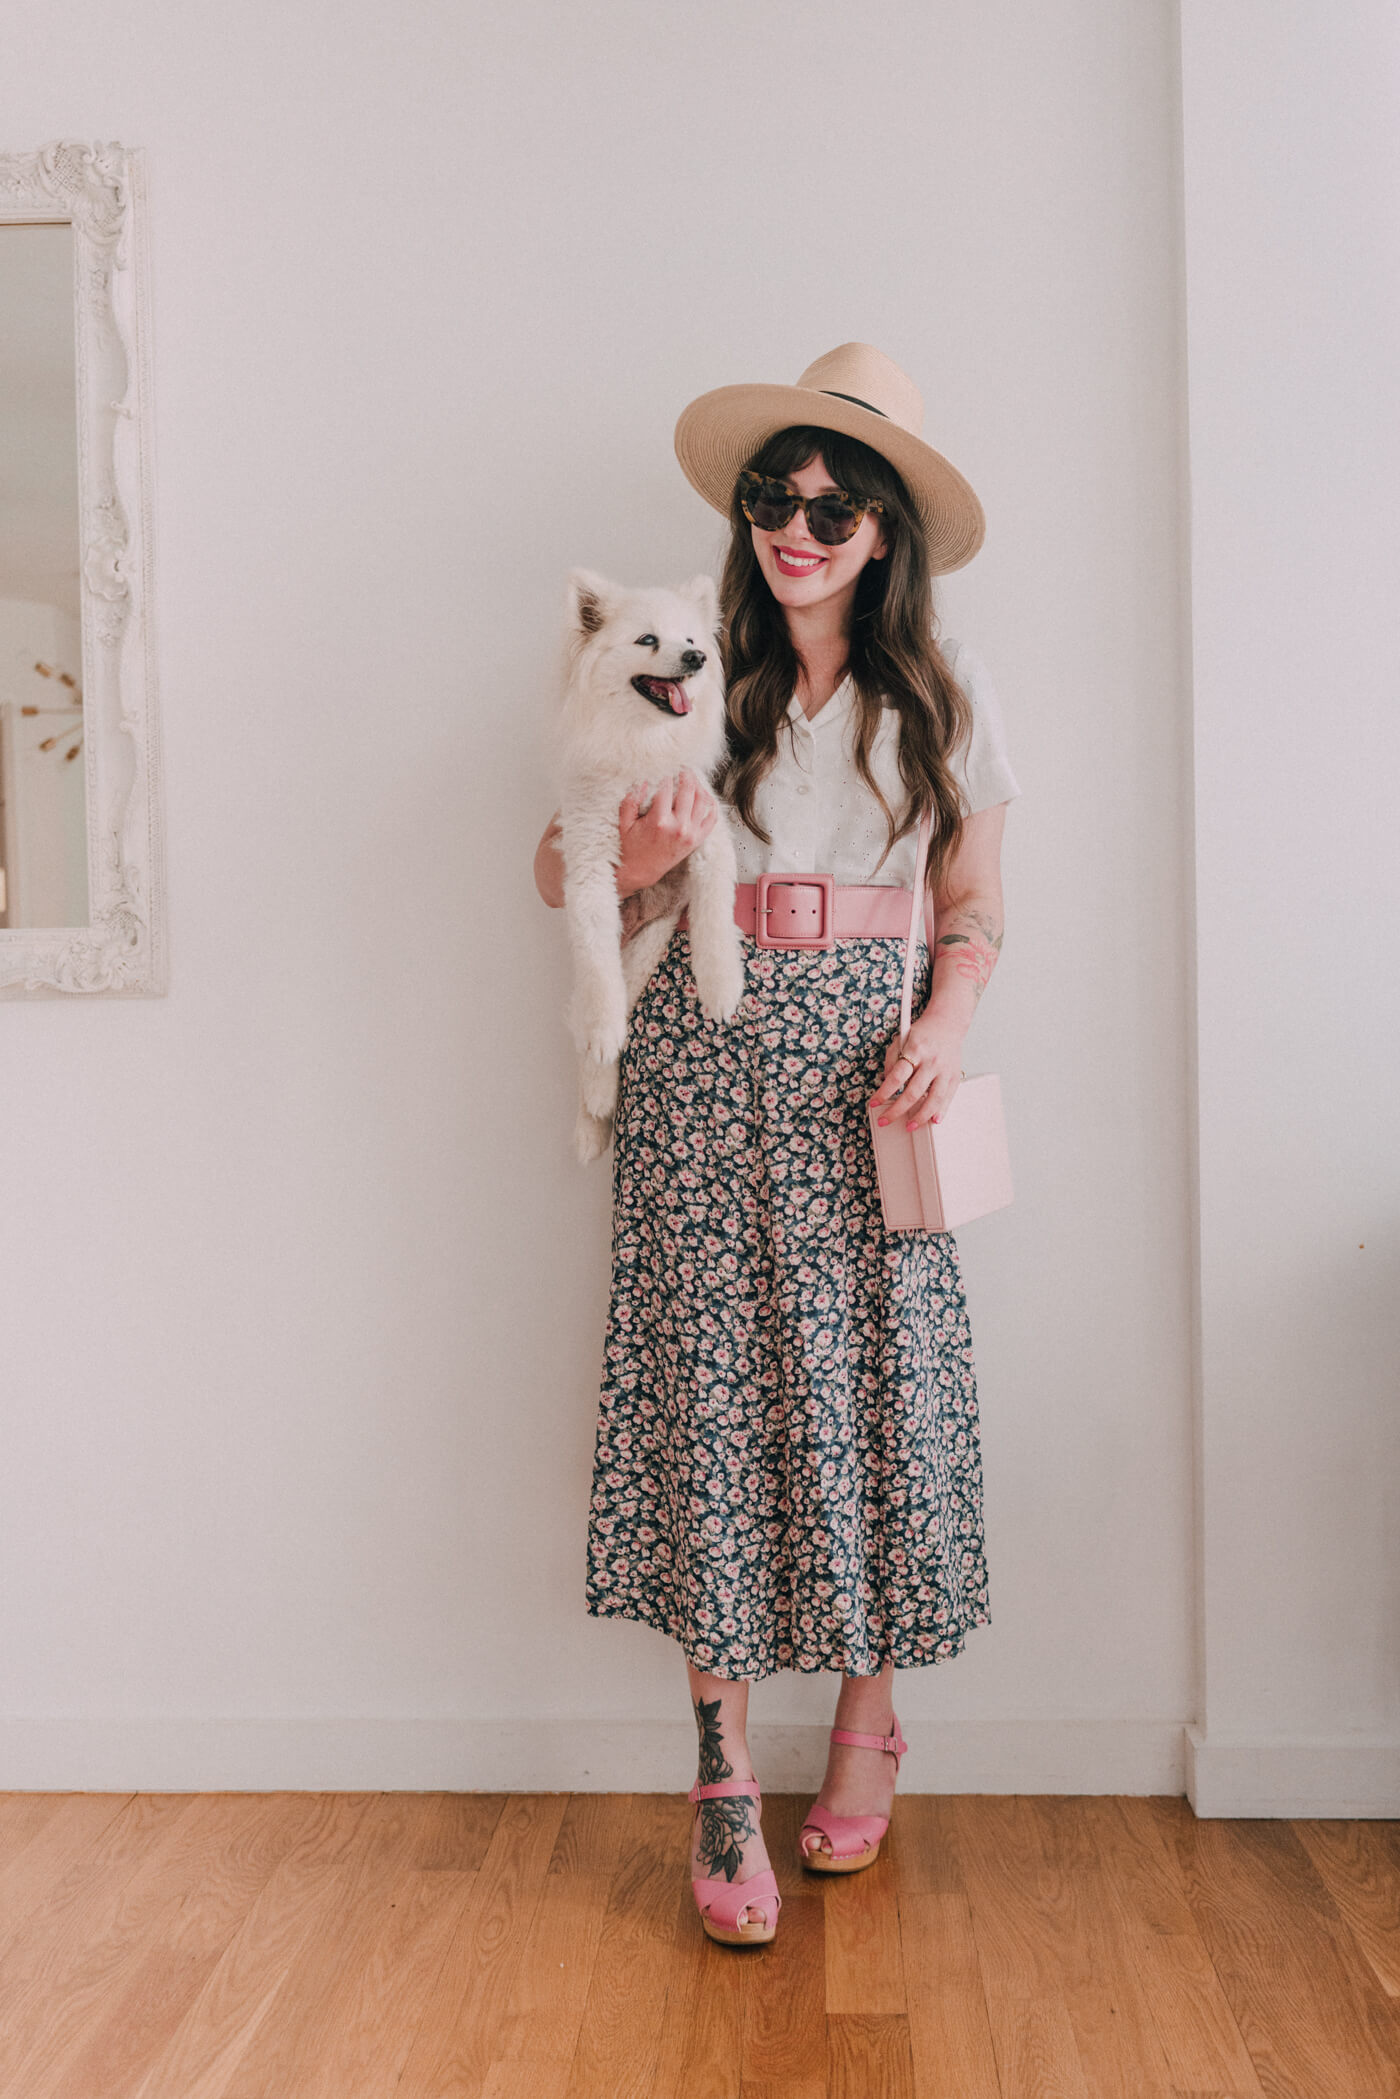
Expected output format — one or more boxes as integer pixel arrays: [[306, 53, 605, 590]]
[[923, 799, 1007, 1033], [868, 800, 1009, 1131], [534, 814, 569, 909]]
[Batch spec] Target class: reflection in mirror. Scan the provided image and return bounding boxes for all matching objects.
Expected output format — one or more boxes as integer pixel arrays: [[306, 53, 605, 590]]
[[0, 221, 88, 929]]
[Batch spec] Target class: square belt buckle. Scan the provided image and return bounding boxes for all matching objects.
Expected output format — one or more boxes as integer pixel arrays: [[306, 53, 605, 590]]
[[754, 870, 836, 950]]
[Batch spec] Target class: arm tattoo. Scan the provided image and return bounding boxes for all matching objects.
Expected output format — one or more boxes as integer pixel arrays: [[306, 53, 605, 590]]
[[693, 1694, 754, 1882], [933, 902, 1003, 1001]]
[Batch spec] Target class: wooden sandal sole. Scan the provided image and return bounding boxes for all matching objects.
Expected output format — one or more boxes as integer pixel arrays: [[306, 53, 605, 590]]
[[800, 1838, 883, 1874], [700, 1914, 778, 1945]]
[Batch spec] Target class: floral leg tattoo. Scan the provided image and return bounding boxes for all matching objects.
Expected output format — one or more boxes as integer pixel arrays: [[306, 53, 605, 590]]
[[933, 904, 1003, 1001], [693, 1694, 754, 1883]]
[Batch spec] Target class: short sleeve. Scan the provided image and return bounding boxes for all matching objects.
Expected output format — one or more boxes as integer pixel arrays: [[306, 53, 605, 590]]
[[945, 638, 1023, 813]]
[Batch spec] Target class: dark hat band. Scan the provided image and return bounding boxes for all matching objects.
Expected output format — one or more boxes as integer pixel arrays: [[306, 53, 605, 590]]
[[819, 389, 888, 418]]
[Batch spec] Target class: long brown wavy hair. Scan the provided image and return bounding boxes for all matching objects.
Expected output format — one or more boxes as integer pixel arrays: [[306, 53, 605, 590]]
[[716, 423, 974, 902]]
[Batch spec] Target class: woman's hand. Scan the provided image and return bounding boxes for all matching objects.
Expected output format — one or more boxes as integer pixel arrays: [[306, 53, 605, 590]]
[[533, 770, 722, 934], [868, 1009, 970, 1133], [616, 769, 719, 896]]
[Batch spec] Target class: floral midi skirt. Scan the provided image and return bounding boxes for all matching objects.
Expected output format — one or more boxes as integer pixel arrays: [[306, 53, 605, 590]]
[[584, 923, 992, 1683]]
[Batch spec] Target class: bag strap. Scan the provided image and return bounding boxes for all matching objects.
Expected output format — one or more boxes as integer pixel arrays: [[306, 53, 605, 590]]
[[897, 802, 934, 1041]]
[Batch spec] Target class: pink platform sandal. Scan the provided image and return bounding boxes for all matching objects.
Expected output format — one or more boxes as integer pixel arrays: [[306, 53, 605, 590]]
[[799, 1713, 909, 1874], [687, 1776, 782, 1946]]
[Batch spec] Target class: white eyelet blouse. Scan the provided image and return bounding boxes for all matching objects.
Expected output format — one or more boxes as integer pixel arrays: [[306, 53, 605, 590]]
[[724, 635, 1022, 890]]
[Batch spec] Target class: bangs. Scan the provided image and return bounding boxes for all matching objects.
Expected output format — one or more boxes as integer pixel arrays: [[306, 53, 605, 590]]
[[740, 422, 910, 508]]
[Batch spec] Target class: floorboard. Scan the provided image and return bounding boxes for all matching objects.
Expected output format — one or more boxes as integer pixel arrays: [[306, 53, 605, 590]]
[[0, 1789, 1396, 2099]]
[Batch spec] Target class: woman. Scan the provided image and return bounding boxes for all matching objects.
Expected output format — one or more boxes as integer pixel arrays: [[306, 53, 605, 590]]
[[533, 344, 1021, 1946]]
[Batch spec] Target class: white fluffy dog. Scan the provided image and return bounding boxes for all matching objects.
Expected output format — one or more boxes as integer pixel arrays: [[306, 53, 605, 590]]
[[556, 568, 746, 1162]]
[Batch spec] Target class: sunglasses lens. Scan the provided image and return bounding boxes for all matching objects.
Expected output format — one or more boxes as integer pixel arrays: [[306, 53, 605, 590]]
[[808, 495, 864, 545], [743, 476, 799, 530]]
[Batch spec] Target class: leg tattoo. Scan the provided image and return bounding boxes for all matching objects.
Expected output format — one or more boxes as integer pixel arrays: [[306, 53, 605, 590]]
[[694, 1695, 734, 1786], [693, 1694, 753, 1883]]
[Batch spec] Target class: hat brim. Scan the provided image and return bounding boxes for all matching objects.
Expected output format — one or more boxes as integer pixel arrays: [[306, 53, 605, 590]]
[[673, 381, 985, 574]]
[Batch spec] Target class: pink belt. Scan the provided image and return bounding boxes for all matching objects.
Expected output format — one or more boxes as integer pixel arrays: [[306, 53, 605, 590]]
[[675, 871, 930, 952]]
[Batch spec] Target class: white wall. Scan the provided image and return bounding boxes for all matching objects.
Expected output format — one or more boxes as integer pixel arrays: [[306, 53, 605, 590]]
[[1179, 2, 1400, 1813], [5, 0, 1365, 1808]]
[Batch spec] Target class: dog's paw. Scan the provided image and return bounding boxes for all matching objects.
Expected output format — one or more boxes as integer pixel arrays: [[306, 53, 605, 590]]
[[579, 1052, 620, 1119], [697, 949, 748, 1024], [573, 1104, 613, 1163], [566, 981, 629, 1064], [583, 1019, 627, 1065]]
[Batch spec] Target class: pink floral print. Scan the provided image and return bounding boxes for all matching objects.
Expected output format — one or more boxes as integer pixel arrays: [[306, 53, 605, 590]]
[[584, 928, 992, 1682]]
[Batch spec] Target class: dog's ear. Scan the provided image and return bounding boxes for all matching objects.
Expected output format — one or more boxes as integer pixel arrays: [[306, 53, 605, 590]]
[[566, 568, 617, 638], [681, 572, 719, 634]]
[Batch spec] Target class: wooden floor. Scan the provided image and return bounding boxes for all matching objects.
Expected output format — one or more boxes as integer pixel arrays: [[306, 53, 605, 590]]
[[0, 1789, 1397, 2098]]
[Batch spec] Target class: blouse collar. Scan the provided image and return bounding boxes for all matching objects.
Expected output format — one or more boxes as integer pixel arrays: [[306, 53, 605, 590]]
[[786, 671, 854, 733]]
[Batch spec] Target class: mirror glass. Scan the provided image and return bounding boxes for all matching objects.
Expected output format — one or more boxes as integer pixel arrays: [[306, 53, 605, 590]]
[[0, 222, 89, 929]]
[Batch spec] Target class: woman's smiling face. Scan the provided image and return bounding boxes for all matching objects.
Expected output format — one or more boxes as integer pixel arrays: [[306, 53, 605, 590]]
[[748, 451, 889, 615]]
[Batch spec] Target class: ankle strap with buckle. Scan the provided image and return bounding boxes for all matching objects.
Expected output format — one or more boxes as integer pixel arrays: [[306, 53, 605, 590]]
[[829, 1718, 909, 1760], [688, 1777, 763, 1804]]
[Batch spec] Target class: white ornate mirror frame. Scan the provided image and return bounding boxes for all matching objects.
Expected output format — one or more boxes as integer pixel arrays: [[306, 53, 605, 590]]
[[0, 141, 165, 996]]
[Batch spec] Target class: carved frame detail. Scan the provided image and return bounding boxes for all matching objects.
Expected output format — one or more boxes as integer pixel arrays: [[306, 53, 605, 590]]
[[0, 140, 166, 996]]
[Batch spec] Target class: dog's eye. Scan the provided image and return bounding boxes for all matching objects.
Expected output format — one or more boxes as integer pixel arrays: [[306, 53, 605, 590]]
[[634, 633, 659, 649]]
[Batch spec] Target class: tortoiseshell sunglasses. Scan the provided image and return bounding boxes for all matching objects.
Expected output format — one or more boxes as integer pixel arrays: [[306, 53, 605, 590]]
[[736, 466, 886, 547]]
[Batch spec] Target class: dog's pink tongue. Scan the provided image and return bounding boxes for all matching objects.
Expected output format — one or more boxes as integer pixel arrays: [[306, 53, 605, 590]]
[[665, 681, 691, 715]]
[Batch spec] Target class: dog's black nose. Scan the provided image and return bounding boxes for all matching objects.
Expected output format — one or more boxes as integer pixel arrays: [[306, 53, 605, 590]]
[[680, 648, 706, 673]]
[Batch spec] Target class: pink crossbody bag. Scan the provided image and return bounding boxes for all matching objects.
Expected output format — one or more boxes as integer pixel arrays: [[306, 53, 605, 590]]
[[866, 802, 1015, 1233]]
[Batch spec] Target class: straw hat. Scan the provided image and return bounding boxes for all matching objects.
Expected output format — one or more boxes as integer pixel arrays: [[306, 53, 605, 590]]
[[673, 342, 985, 574]]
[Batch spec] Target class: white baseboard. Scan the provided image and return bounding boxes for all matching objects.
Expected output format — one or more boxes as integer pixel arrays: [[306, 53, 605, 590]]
[[3, 1716, 1393, 1812], [0, 1714, 1182, 1796], [1184, 1724, 1400, 1818]]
